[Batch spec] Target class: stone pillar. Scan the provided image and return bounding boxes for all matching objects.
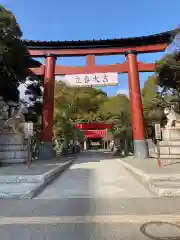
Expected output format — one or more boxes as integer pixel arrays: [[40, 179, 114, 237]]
[[39, 54, 56, 160], [125, 50, 148, 158]]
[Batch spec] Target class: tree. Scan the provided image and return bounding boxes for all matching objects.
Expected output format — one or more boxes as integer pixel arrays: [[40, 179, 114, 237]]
[[99, 94, 131, 137], [53, 81, 134, 154], [21, 76, 43, 123], [156, 53, 180, 90], [54, 81, 73, 150], [70, 87, 107, 122], [141, 75, 165, 139], [53, 81, 108, 153], [142, 75, 164, 125], [155, 48, 180, 112], [143, 30, 180, 122], [0, 6, 30, 104], [53, 81, 81, 153], [98, 93, 132, 154], [54, 81, 107, 123]]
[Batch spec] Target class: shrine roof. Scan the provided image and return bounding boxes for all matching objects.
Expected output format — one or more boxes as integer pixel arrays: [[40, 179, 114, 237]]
[[23, 29, 176, 49]]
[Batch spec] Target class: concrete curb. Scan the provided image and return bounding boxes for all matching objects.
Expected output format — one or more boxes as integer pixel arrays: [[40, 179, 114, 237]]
[[29, 159, 74, 199], [0, 156, 77, 184], [0, 159, 75, 199], [117, 159, 180, 181], [0, 175, 43, 184], [118, 159, 180, 197], [148, 183, 180, 197], [117, 159, 151, 182]]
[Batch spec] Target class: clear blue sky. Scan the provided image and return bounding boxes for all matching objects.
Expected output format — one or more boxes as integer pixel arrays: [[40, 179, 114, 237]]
[[2, 0, 180, 96]]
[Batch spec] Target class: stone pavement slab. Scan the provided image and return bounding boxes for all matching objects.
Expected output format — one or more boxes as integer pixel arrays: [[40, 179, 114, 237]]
[[1, 198, 180, 217], [37, 152, 153, 199], [118, 156, 180, 180], [0, 183, 39, 199], [0, 151, 179, 239], [0, 157, 74, 175], [118, 156, 180, 197], [1, 221, 180, 240], [0, 156, 76, 199], [0, 198, 180, 239], [119, 156, 180, 174]]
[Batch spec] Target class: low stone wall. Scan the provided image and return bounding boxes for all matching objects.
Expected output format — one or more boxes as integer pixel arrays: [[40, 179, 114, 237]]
[[162, 128, 180, 141], [147, 129, 180, 159], [0, 132, 28, 163], [158, 128, 180, 159]]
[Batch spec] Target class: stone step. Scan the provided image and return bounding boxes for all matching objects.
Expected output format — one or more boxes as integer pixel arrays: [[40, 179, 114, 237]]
[[155, 146, 180, 155], [0, 134, 24, 145], [0, 175, 42, 184], [0, 158, 27, 163], [149, 181, 180, 197], [0, 145, 27, 151], [0, 133, 28, 164], [159, 141, 180, 146], [0, 160, 74, 199], [0, 151, 28, 162], [0, 183, 40, 199], [162, 128, 180, 141], [150, 153, 180, 159], [151, 174, 180, 181], [151, 180, 180, 188]]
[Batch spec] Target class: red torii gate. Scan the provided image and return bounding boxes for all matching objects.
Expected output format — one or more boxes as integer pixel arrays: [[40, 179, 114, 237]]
[[25, 29, 174, 160]]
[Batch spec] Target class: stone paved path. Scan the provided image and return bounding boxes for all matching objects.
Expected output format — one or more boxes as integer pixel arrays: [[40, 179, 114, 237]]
[[37, 151, 153, 199], [0, 152, 180, 239]]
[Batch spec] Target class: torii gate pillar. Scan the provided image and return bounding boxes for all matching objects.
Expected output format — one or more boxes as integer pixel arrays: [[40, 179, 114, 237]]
[[126, 50, 148, 158], [39, 54, 56, 160]]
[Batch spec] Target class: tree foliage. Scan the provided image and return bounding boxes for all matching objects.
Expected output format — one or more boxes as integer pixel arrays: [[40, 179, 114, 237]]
[[141, 75, 165, 138], [0, 6, 31, 103], [155, 36, 180, 112], [156, 53, 180, 91], [54, 81, 130, 144], [142, 75, 164, 124], [0, 6, 43, 129], [98, 94, 131, 136], [54, 81, 107, 123], [21, 77, 43, 123], [54, 81, 132, 144]]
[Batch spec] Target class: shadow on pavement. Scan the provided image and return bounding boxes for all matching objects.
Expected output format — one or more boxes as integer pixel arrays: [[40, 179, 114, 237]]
[[140, 221, 180, 240], [76, 150, 120, 164], [36, 150, 129, 199], [70, 150, 122, 170]]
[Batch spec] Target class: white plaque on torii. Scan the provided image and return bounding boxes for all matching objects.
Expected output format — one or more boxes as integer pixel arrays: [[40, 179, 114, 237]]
[[65, 72, 118, 87]]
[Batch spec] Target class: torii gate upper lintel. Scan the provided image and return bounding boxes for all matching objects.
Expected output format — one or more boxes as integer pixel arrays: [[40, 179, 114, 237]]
[[24, 29, 174, 160]]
